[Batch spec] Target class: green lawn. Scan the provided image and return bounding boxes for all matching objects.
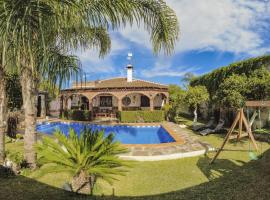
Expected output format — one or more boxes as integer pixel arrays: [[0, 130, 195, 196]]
[[1, 128, 270, 200]]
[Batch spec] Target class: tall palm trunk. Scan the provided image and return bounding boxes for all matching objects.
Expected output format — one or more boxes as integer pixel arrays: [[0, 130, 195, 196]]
[[20, 67, 38, 168], [0, 68, 7, 163]]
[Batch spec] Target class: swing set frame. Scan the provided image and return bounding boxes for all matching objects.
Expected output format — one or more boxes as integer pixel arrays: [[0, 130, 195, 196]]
[[210, 101, 270, 164]]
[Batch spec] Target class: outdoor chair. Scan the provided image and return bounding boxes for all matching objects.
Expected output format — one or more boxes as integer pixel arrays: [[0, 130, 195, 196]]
[[199, 119, 225, 136], [192, 117, 215, 131]]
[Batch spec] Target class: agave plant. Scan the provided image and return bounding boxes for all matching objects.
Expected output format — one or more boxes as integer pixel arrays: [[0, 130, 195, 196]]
[[36, 128, 130, 194]]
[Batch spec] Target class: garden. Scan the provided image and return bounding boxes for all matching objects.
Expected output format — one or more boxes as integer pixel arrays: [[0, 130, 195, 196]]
[[1, 56, 270, 200], [0, 1, 270, 200]]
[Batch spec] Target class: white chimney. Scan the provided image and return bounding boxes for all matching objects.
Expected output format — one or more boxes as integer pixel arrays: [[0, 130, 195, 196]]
[[127, 64, 133, 82]]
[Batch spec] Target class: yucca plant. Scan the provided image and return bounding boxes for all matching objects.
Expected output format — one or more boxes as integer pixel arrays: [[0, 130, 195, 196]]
[[36, 128, 130, 194]]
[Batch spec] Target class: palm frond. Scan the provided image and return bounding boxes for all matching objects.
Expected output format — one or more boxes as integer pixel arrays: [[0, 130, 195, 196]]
[[40, 47, 82, 90]]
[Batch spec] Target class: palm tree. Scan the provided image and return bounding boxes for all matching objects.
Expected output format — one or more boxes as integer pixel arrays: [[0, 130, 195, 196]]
[[36, 128, 129, 194], [0, 0, 179, 167], [0, 65, 7, 163], [0, 42, 14, 163]]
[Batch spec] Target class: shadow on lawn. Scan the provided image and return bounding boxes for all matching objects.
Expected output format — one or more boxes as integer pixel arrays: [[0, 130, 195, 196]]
[[1, 151, 270, 200], [196, 155, 246, 181]]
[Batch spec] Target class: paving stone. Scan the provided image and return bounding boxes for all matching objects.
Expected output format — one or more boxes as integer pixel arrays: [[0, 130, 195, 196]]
[[120, 122, 213, 157], [152, 151, 164, 156], [132, 151, 149, 156]]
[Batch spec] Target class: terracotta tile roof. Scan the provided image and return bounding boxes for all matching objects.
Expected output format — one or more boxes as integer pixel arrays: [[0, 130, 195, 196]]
[[71, 77, 168, 89]]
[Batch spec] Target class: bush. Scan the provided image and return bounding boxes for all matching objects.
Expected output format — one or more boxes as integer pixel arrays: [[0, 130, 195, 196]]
[[119, 110, 165, 123], [60, 109, 91, 121], [190, 55, 270, 97], [62, 110, 69, 119], [7, 152, 24, 166]]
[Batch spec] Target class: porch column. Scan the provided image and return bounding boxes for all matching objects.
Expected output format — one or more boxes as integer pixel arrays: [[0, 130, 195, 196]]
[[165, 96, 169, 104], [63, 97, 67, 110], [118, 99, 122, 111], [89, 101, 94, 119], [59, 97, 64, 117], [150, 98, 154, 111]]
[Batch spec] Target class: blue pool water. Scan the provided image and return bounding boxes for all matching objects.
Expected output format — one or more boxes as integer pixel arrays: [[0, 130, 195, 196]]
[[36, 122, 175, 144]]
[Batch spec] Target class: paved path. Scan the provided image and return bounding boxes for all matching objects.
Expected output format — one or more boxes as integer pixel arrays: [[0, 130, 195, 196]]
[[120, 122, 213, 161]]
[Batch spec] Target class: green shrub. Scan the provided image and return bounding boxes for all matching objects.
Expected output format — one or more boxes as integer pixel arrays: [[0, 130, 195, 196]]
[[190, 55, 270, 97], [62, 110, 69, 119], [83, 110, 91, 121], [16, 134, 23, 140], [60, 109, 91, 121], [119, 111, 165, 123], [7, 152, 24, 166]]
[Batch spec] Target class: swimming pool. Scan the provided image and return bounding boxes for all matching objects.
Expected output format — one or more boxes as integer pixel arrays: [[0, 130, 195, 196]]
[[36, 122, 176, 144]]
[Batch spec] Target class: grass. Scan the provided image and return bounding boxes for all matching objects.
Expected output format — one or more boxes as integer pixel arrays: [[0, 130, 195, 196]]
[[1, 122, 270, 199]]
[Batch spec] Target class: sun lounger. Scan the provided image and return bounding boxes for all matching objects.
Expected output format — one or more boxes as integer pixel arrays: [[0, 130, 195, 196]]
[[192, 117, 215, 131], [199, 119, 225, 136]]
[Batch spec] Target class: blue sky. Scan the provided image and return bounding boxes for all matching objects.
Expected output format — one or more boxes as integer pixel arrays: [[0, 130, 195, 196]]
[[75, 0, 270, 87]]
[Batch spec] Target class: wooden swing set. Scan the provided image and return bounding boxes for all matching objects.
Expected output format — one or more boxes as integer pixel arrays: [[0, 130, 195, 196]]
[[210, 101, 270, 164]]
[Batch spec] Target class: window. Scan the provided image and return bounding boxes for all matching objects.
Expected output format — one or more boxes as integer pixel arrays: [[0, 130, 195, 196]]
[[122, 96, 131, 106], [140, 95, 150, 107], [100, 96, 112, 107]]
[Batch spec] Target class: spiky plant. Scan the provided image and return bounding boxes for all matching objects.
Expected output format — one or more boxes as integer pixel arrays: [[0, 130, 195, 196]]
[[36, 128, 130, 194]]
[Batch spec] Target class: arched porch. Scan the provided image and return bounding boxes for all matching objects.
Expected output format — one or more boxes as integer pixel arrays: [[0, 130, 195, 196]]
[[153, 93, 168, 110], [59, 90, 169, 120], [119, 93, 152, 111], [91, 93, 119, 118], [61, 94, 90, 111]]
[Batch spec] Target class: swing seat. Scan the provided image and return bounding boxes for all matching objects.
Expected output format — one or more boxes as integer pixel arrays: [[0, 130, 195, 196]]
[[229, 133, 248, 140]]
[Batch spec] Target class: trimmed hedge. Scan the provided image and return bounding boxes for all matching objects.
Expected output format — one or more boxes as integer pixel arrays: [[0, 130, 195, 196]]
[[61, 109, 91, 121], [190, 55, 270, 96], [119, 110, 165, 123]]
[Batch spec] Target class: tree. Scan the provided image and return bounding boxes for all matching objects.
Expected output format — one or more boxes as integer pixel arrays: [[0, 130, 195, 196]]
[[247, 67, 270, 100], [182, 72, 196, 88], [185, 86, 209, 124], [0, 67, 7, 163], [167, 84, 185, 120], [0, 0, 179, 167], [0, 44, 14, 162], [169, 84, 184, 102], [215, 74, 248, 109], [36, 128, 129, 194]]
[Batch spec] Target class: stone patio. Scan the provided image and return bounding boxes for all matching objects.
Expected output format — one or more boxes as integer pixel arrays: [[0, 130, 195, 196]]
[[120, 122, 213, 161]]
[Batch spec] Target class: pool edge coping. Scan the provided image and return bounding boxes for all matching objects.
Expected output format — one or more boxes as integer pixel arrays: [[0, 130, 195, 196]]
[[119, 149, 214, 161], [37, 120, 186, 148]]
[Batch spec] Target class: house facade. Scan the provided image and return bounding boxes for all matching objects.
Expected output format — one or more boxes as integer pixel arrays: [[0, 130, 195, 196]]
[[58, 65, 169, 118]]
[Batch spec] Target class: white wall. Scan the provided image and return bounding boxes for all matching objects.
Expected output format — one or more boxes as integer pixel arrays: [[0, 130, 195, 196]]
[[49, 99, 60, 117], [123, 94, 141, 107], [154, 94, 164, 107], [71, 96, 80, 107], [92, 94, 147, 108]]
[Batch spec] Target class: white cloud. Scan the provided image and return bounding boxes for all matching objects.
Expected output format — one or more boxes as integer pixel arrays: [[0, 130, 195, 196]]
[[141, 57, 199, 78], [118, 0, 270, 55], [76, 49, 114, 73], [74, 0, 270, 79], [75, 35, 128, 74]]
